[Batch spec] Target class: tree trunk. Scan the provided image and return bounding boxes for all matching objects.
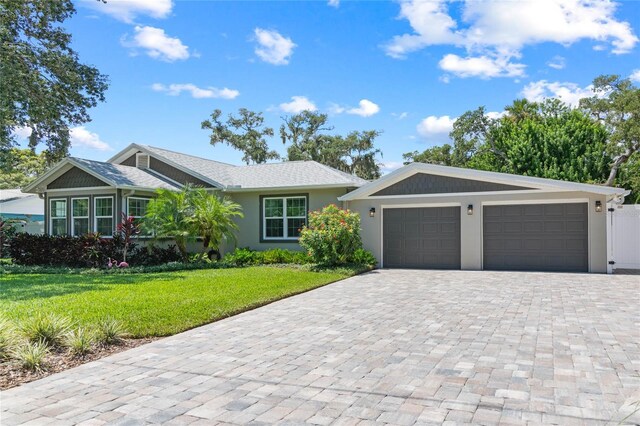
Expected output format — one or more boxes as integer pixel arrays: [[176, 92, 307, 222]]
[[606, 149, 632, 186]]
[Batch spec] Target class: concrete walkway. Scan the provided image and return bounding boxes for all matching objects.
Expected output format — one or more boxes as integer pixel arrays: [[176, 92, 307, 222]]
[[1, 270, 639, 425]]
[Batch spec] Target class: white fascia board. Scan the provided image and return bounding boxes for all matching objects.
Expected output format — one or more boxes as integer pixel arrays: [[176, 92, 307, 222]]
[[106, 143, 140, 164], [223, 183, 356, 193]]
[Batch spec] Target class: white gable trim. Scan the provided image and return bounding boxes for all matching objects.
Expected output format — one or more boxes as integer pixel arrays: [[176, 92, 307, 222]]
[[338, 163, 628, 201]]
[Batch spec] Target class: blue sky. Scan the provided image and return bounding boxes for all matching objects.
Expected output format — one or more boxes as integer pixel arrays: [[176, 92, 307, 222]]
[[21, 0, 640, 173]]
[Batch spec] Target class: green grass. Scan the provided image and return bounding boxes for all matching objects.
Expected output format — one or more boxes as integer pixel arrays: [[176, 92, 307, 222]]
[[0, 266, 357, 337]]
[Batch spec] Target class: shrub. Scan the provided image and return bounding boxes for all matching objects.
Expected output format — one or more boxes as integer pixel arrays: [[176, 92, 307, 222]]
[[351, 248, 377, 267], [299, 204, 363, 265], [66, 328, 94, 357], [0, 219, 19, 258], [223, 247, 258, 266], [20, 314, 72, 348], [12, 341, 49, 372], [129, 244, 182, 266], [0, 316, 18, 360], [96, 318, 126, 346]]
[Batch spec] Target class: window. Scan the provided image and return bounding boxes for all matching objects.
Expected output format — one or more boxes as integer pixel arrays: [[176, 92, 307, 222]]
[[127, 197, 150, 236], [94, 197, 114, 236], [263, 196, 307, 240], [71, 198, 89, 236], [50, 199, 67, 236]]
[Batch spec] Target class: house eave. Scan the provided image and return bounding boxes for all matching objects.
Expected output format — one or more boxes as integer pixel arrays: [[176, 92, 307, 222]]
[[223, 183, 362, 193]]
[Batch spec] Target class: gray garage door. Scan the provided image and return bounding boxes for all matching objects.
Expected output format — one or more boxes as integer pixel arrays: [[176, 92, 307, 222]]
[[483, 203, 588, 272], [383, 207, 461, 269]]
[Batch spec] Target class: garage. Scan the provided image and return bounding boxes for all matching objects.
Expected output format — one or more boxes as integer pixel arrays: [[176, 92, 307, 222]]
[[383, 206, 460, 269], [483, 203, 588, 272]]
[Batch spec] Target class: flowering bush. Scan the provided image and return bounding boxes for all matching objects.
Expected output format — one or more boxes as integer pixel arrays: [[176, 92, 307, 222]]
[[299, 204, 363, 265]]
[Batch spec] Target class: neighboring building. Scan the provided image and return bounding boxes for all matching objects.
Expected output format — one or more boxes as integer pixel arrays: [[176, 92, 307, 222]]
[[23, 144, 629, 273], [0, 188, 45, 234], [23, 144, 366, 251]]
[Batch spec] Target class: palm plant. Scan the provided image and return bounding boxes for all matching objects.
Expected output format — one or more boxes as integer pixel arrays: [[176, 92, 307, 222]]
[[144, 187, 196, 260], [190, 189, 243, 256]]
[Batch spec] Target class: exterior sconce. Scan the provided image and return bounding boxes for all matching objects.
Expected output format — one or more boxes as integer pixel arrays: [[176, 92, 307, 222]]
[[467, 204, 474, 215], [369, 207, 376, 217], [595, 200, 602, 212]]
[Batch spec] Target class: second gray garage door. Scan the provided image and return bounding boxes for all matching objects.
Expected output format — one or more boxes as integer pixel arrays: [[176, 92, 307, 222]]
[[383, 207, 461, 269], [483, 203, 588, 272]]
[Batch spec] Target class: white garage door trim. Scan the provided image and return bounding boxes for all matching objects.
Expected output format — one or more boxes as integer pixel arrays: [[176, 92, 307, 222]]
[[380, 203, 461, 269], [481, 198, 591, 272]]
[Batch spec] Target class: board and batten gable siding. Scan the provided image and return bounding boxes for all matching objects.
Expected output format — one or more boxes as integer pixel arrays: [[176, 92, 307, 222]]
[[148, 157, 213, 187], [347, 190, 609, 273], [48, 167, 109, 189], [120, 154, 137, 166], [371, 173, 534, 196]]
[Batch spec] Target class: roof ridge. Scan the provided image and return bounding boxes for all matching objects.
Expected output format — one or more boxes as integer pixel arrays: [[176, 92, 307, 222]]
[[138, 144, 237, 167], [309, 160, 367, 183]]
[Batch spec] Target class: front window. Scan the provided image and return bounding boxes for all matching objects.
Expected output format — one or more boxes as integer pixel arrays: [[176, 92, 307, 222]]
[[50, 199, 67, 236], [263, 196, 307, 240], [127, 197, 150, 236], [95, 197, 114, 236], [72, 198, 89, 236]]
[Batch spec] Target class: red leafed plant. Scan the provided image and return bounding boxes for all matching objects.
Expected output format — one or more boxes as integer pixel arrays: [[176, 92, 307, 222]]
[[116, 213, 140, 263]]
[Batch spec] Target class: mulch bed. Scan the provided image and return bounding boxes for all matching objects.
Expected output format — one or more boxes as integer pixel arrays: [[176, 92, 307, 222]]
[[0, 337, 158, 390]]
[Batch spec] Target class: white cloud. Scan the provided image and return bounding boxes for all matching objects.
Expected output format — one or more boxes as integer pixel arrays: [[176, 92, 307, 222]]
[[521, 80, 593, 107], [347, 99, 380, 117], [70, 127, 112, 151], [328, 103, 346, 115], [328, 0, 340, 7], [253, 28, 296, 65], [279, 96, 317, 113], [630, 69, 640, 83], [152, 83, 239, 99], [380, 161, 404, 175], [547, 55, 566, 70], [385, 0, 638, 79], [392, 112, 409, 120], [439, 54, 525, 78], [12, 126, 32, 140], [85, 0, 173, 23], [122, 26, 190, 62], [417, 115, 455, 138]]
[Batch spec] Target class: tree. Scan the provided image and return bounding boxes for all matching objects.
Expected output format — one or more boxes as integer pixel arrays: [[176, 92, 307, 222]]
[[280, 111, 382, 179], [190, 189, 243, 255], [1, 0, 109, 164], [201, 108, 279, 164], [579, 75, 640, 186], [0, 148, 46, 189], [404, 99, 610, 184], [144, 187, 195, 260]]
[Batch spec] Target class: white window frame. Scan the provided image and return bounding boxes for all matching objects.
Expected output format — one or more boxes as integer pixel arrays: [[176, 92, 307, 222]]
[[71, 197, 90, 236], [127, 197, 151, 237], [49, 198, 67, 236], [94, 196, 114, 237], [262, 196, 307, 240]]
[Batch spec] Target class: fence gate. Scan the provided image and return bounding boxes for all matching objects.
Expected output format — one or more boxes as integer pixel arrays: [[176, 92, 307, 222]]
[[607, 204, 640, 273]]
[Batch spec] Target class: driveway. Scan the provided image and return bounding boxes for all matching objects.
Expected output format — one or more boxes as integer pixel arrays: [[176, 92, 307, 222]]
[[2, 270, 639, 425]]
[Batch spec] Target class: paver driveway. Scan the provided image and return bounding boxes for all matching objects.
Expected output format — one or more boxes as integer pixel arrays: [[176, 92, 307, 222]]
[[2, 270, 639, 425]]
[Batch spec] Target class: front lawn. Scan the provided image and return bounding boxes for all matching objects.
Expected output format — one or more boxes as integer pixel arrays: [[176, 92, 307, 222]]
[[0, 266, 355, 337]]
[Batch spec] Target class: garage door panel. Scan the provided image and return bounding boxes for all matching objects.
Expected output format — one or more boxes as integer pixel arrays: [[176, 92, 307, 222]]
[[383, 207, 460, 269], [483, 203, 588, 272]]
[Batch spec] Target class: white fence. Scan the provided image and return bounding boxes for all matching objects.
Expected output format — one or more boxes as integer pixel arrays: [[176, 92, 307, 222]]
[[607, 204, 640, 273]]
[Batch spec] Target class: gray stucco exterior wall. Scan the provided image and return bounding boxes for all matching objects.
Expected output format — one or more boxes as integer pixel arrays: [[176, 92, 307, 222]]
[[347, 190, 608, 273]]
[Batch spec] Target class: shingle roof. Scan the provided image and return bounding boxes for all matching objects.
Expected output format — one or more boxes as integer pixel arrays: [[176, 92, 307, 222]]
[[131, 144, 367, 189], [71, 158, 181, 190], [0, 189, 35, 202]]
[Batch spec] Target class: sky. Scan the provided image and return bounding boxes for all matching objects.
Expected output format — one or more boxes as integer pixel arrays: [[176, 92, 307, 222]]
[[16, 0, 640, 173]]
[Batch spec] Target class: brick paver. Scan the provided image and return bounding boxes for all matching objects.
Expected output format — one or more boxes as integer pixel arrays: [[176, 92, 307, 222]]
[[1, 270, 639, 425]]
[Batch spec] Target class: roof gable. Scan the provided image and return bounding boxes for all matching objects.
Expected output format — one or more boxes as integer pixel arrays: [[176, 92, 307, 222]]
[[339, 163, 628, 201], [371, 172, 533, 196]]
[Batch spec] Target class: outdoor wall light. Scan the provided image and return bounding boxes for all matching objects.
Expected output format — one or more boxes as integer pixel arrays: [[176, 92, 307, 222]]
[[467, 204, 474, 215], [595, 200, 602, 212], [369, 207, 376, 217]]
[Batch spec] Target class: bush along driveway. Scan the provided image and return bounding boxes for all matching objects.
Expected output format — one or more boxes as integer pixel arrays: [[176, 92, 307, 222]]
[[1, 270, 639, 425]]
